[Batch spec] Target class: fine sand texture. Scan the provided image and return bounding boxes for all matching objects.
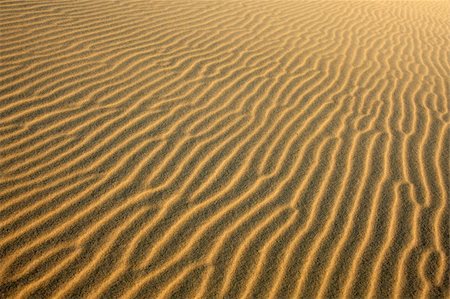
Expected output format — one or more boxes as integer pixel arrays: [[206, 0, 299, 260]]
[[0, 0, 449, 298]]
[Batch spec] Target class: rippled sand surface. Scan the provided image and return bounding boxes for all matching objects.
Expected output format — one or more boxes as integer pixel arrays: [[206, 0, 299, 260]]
[[0, 0, 449, 298]]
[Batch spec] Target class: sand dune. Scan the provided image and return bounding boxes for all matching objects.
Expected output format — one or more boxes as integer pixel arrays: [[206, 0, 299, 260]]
[[0, 0, 449, 298]]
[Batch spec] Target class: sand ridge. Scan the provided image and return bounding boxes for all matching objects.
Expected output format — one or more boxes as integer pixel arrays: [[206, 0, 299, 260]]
[[0, 0, 449, 298]]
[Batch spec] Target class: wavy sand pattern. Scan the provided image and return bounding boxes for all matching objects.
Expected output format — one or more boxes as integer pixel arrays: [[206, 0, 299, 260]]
[[0, 0, 449, 298]]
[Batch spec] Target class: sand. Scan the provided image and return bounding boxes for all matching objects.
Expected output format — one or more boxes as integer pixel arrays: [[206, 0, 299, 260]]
[[0, 0, 449, 298]]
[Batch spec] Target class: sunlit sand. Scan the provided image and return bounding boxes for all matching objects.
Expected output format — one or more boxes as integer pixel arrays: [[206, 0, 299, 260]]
[[0, 0, 449, 298]]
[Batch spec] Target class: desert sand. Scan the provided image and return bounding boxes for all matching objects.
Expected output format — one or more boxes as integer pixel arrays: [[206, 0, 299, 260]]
[[0, 0, 449, 298]]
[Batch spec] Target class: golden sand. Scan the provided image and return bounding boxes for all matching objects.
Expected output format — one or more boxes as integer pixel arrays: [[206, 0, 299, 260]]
[[0, 0, 449, 298]]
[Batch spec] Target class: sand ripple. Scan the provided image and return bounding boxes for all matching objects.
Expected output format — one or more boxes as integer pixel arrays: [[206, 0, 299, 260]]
[[0, 0, 449, 298]]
